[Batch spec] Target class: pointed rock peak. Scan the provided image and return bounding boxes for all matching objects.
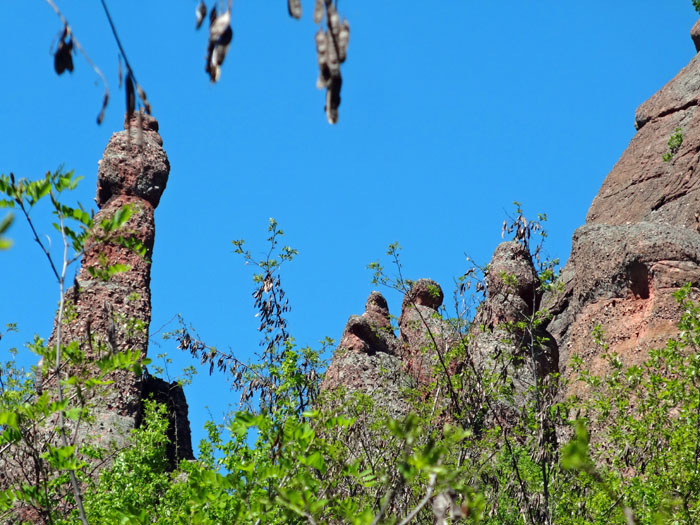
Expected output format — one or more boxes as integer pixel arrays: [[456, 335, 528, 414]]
[[365, 290, 389, 315], [329, 292, 398, 356], [364, 290, 391, 329], [692, 19, 700, 53], [402, 278, 444, 313], [486, 241, 538, 309]]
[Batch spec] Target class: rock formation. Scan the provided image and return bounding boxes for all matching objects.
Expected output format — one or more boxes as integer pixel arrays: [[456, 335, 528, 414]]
[[40, 113, 193, 462], [398, 278, 458, 388], [321, 255, 559, 425], [543, 28, 700, 388], [470, 242, 558, 409], [320, 26, 700, 422], [320, 291, 411, 417]]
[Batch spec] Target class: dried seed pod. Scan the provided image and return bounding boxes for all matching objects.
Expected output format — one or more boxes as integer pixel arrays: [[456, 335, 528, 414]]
[[96, 92, 109, 125], [315, 29, 330, 89], [326, 3, 340, 35], [206, 9, 233, 82], [313, 0, 324, 24], [125, 71, 135, 145], [337, 19, 350, 63], [324, 28, 340, 76], [54, 25, 74, 75], [287, 0, 302, 19], [196, 1, 207, 29], [325, 72, 341, 124], [137, 85, 151, 115]]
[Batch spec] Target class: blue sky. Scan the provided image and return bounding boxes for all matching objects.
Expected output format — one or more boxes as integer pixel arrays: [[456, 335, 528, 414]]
[[2, 2, 698, 448]]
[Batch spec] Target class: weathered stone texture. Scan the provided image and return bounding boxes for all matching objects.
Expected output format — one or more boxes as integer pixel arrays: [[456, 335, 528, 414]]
[[471, 242, 558, 412], [40, 113, 191, 458], [321, 291, 411, 417], [546, 33, 700, 386], [399, 279, 458, 387]]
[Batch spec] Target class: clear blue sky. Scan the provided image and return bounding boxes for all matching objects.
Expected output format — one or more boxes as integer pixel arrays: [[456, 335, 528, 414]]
[[2, 2, 698, 448]]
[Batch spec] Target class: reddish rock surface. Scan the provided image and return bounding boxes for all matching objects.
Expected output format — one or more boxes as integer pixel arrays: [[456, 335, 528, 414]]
[[322, 22, 700, 430], [545, 33, 700, 388], [480, 241, 539, 327], [399, 279, 458, 387], [692, 19, 700, 53], [40, 113, 192, 459], [321, 250, 558, 421]]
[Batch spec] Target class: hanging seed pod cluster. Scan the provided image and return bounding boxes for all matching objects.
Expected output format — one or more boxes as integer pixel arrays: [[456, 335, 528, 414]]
[[196, 1, 234, 83], [314, 0, 350, 124]]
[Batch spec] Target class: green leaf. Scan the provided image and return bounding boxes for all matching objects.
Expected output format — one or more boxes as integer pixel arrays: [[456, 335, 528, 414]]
[[0, 411, 19, 431]]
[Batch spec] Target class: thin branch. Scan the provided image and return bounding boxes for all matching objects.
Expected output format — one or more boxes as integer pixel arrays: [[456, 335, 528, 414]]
[[54, 203, 89, 525], [98, 0, 137, 83], [16, 199, 60, 282], [397, 472, 437, 525]]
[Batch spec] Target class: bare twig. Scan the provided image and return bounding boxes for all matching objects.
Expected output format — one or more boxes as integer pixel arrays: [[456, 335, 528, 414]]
[[54, 201, 89, 525], [397, 472, 437, 525]]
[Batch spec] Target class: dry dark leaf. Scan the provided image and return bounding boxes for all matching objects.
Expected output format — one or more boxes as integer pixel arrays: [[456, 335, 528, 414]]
[[288, 0, 302, 19], [125, 71, 135, 120], [315, 29, 330, 89], [96, 92, 109, 125], [54, 26, 74, 75], [118, 55, 123, 88], [137, 85, 151, 114], [313, 0, 324, 24], [196, 1, 207, 30], [206, 9, 233, 82]]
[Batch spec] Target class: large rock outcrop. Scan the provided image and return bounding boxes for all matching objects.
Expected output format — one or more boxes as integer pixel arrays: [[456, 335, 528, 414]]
[[321, 256, 559, 424], [544, 28, 700, 385]]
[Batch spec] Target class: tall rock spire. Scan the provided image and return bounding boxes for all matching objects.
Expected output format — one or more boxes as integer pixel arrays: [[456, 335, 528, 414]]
[[41, 113, 192, 458]]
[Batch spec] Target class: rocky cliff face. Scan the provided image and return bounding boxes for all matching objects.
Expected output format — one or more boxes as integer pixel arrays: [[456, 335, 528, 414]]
[[544, 28, 700, 387], [41, 113, 193, 463]]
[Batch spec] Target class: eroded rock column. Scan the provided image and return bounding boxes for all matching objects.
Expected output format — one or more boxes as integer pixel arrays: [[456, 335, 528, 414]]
[[42, 114, 191, 457]]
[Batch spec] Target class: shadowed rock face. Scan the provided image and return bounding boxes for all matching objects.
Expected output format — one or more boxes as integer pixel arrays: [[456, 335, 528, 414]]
[[40, 113, 191, 462], [139, 374, 194, 467], [544, 29, 700, 386]]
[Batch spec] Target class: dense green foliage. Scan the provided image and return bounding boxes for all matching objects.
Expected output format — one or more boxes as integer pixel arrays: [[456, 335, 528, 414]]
[[3, 178, 700, 524]]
